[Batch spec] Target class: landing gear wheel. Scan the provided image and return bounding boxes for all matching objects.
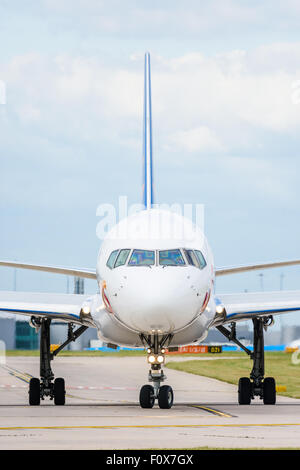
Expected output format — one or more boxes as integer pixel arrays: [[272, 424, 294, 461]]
[[158, 385, 174, 409], [238, 377, 252, 405], [139, 385, 155, 408], [29, 378, 40, 406], [54, 378, 65, 406], [263, 377, 276, 405]]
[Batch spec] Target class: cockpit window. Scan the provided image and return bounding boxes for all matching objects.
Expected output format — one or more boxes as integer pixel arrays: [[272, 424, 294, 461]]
[[115, 249, 131, 268], [184, 249, 199, 267], [128, 249, 155, 266], [159, 249, 185, 266], [107, 247, 206, 270], [106, 250, 119, 269], [195, 250, 207, 269]]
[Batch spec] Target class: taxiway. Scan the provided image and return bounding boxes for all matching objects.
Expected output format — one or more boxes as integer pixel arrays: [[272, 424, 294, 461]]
[[0, 356, 299, 449]]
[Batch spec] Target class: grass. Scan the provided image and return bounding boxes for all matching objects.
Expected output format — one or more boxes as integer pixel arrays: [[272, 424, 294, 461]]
[[166, 352, 300, 399]]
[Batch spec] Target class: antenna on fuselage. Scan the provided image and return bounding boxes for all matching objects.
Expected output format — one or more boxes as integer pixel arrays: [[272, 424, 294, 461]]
[[143, 52, 154, 210]]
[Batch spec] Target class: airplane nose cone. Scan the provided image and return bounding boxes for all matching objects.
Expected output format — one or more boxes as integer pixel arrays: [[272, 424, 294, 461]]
[[107, 268, 204, 333]]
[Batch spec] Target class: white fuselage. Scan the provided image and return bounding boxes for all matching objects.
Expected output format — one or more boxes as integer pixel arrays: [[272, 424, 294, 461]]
[[90, 209, 217, 347]]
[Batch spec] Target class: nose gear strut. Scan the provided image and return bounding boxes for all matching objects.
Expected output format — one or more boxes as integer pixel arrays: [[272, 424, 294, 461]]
[[139, 333, 174, 409]]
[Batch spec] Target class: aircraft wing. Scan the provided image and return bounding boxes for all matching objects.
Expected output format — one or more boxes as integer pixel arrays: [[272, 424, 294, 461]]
[[215, 259, 300, 276], [0, 260, 96, 280], [0, 291, 94, 325], [2, 258, 300, 279], [214, 290, 300, 325]]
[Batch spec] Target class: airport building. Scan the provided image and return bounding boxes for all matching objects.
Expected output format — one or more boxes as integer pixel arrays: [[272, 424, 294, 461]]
[[0, 315, 98, 351], [205, 323, 300, 347]]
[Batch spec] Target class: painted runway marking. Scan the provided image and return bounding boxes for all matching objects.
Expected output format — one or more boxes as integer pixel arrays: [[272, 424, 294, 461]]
[[0, 423, 300, 431], [1, 365, 32, 384], [0, 384, 136, 391], [1, 366, 136, 391], [189, 405, 234, 418]]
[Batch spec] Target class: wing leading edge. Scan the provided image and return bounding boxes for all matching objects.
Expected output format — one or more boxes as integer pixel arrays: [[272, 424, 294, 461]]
[[216, 259, 300, 276], [0, 291, 95, 325], [0, 260, 96, 280], [214, 290, 300, 325]]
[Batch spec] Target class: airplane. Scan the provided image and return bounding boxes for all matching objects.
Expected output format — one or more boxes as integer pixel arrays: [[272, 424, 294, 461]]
[[1, 52, 300, 409]]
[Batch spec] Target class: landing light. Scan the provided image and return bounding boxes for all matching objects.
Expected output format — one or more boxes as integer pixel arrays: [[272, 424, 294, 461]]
[[216, 305, 225, 314], [148, 355, 156, 364], [82, 306, 90, 315], [147, 354, 165, 365]]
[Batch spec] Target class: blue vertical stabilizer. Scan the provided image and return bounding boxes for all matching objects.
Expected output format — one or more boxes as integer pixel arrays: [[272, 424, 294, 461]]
[[143, 52, 154, 209]]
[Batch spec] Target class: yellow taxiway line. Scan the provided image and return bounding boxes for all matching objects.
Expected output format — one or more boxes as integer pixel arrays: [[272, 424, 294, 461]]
[[0, 424, 300, 431], [190, 405, 233, 418], [2, 365, 31, 383]]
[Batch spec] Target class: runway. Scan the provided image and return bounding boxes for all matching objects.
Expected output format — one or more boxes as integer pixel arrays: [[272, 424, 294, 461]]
[[0, 355, 300, 449]]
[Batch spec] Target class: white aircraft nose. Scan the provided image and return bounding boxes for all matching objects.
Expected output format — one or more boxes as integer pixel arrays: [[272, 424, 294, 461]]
[[107, 268, 206, 333]]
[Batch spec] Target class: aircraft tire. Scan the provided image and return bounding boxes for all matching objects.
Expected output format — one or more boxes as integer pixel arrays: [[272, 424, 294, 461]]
[[158, 385, 174, 409], [139, 384, 155, 408], [54, 377, 66, 406], [238, 377, 252, 405], [263, 377, 276, 405], [29, 378, 40, 406]]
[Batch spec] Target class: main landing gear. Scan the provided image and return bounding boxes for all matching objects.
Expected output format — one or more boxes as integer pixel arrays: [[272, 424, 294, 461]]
[[28, 318, 88, 406], [217, 317, 276, 405], [139, 334, 174, 409]]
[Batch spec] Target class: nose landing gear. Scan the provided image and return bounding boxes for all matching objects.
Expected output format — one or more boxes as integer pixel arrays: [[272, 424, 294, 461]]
[[139, 333, 174, 409]]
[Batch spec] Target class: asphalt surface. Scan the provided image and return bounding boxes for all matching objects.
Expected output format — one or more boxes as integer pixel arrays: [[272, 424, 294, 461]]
[[0, 355, 299, 449]]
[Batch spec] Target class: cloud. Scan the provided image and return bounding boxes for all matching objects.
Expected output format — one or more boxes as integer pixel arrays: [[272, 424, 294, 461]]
[[1, 44, 300, 211], [1, 2, 300, 296], [165, 126, 224, 153], [39, 0, 263, 36], [2, 46, 300, 143]]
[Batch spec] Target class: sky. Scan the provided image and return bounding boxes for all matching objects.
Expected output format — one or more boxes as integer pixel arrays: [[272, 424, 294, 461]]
[[1, 0, 300, 325]]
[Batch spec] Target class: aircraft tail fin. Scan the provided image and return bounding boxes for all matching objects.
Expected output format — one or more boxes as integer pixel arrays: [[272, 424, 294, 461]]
[[143, 52, 154, 209]]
